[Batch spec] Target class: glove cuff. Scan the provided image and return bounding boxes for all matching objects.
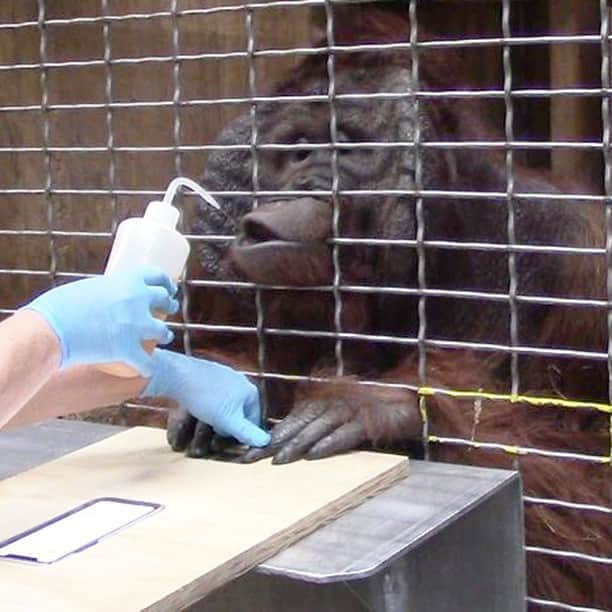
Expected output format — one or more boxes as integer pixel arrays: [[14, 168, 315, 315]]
[[22, 304, 70, 368], [140, 348, 174, 398]]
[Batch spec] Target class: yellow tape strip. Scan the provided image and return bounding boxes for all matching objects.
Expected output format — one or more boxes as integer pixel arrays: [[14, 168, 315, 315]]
[[417, 386, 612, 415]]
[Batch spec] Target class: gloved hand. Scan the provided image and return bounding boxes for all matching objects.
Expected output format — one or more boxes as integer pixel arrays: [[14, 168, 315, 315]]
[[26, 266, 178, 376], [142, 349, 271, 448]]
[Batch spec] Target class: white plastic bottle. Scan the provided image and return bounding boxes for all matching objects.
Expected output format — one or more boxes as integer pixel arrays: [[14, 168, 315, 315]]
[[97, 177, 221, 378], [97, 199, 191, 378], [105, 199, 190, 281]]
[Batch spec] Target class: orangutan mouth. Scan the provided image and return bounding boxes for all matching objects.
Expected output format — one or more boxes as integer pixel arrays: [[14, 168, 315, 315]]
[[231, 239, 332, 286]]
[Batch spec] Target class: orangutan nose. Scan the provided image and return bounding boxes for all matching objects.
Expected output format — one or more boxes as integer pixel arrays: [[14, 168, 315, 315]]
[[242, 215, 281, 242]]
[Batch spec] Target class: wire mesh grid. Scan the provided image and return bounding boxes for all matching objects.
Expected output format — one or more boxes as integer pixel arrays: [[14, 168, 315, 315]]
[[0, 1, 610, 609]]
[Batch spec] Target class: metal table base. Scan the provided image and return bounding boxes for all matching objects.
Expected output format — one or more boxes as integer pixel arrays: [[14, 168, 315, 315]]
[[0, 420, 525, 612]]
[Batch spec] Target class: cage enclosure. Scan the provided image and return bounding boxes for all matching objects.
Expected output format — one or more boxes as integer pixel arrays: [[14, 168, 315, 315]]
[[0, 1, 609, 610]]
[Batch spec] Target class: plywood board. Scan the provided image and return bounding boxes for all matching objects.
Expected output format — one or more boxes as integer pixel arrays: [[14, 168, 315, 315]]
[[0, 427, 408, 611]]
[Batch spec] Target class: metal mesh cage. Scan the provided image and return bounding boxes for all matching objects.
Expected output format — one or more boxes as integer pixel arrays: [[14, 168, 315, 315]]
[[0, 1, 610, 610]]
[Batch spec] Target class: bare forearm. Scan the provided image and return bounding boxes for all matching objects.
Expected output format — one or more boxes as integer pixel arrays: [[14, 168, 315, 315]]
[[4, 365, 147, 429], [0, 310, 61, 428]]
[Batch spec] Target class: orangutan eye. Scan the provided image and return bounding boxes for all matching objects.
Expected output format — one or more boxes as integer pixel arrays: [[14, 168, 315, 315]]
[[336, 129, 353, 156], [292, 136, 311, 163]]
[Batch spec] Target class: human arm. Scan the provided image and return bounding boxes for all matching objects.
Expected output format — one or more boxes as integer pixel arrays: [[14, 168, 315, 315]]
[[0, 310, 62, 428], [0, 265, 176, 429], [5, 348, 270, 450], [3, 363, 146, 430], [0, 265, 265, 441]]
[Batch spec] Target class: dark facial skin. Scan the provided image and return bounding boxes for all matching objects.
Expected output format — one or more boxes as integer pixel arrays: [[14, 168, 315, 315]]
[[193, 61, 422, 289]]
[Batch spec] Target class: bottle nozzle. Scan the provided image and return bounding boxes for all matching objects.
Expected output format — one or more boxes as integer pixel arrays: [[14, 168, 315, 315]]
[[144, 177, 223, 229], [162, 177, 221, 212]]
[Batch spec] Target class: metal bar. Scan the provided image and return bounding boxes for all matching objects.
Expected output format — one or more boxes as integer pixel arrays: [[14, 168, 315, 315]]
[[1, 267, 611, 308], [0, 227, 606, 257], [94, 317, 612, 361], [526, 545, 612, 565], [428, 436, 609, 464], [409, 0, 430, 461], [3, 35, 612, 68], [0, 186, 606, 202], [0, 1, 609, 49], [4, 89, 612, 116], [99, 0, 126, 418], [37, 0, 56, 290], [0, 187, 607, 207], [4, 272, 612, 310], [324, 0, 345, 377], [5, 90, 608, 112], [0, 1, 393, 29], [171, 0, 194, 359], [2, 140, 612, 153], [523, 496, 611, 515], [600, 0, 612, 477], [0, 262, 609, 304], [0, 227, 606, 256], [26, 296, 612, 359], [503, 0, 520, 397], [246, 5, 271, 421], [101, 0, 117, 235], [526, 597, 608, 612]]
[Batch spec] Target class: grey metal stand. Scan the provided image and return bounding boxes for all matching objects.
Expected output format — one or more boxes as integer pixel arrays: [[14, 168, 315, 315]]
[[0, 420, 526, 611]]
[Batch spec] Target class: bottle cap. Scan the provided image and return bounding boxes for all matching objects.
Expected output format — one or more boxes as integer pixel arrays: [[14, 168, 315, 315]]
[[144, 200, 180, 229]]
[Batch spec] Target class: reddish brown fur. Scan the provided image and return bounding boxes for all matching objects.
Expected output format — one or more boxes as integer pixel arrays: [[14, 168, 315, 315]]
[[423, 351, 610, 608], [331, 8, 611, 607]]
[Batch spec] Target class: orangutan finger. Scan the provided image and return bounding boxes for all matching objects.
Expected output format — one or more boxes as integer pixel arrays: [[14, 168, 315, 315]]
[[235, 442, 280, 463], [305, 421, 367, 460], [186, 421, 215, 458], [237, 402, 329, 463], [166, 407, 197, 452], [268, 401, 328, 445], [272, 407, 347, 465], [210, 434, 243, 455]]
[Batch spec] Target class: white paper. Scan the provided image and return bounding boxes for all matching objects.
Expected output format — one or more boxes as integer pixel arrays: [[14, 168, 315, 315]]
[[0, 500, 158, 563]]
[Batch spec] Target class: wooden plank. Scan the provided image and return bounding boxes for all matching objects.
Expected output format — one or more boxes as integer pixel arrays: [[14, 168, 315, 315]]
[[549, 0, 601, 190], [0, 427, 408, 612]]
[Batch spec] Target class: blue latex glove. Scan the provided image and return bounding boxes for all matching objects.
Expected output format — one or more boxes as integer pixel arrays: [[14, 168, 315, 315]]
[[25, 266, 178, 376], [143, 349, 271, 448]]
